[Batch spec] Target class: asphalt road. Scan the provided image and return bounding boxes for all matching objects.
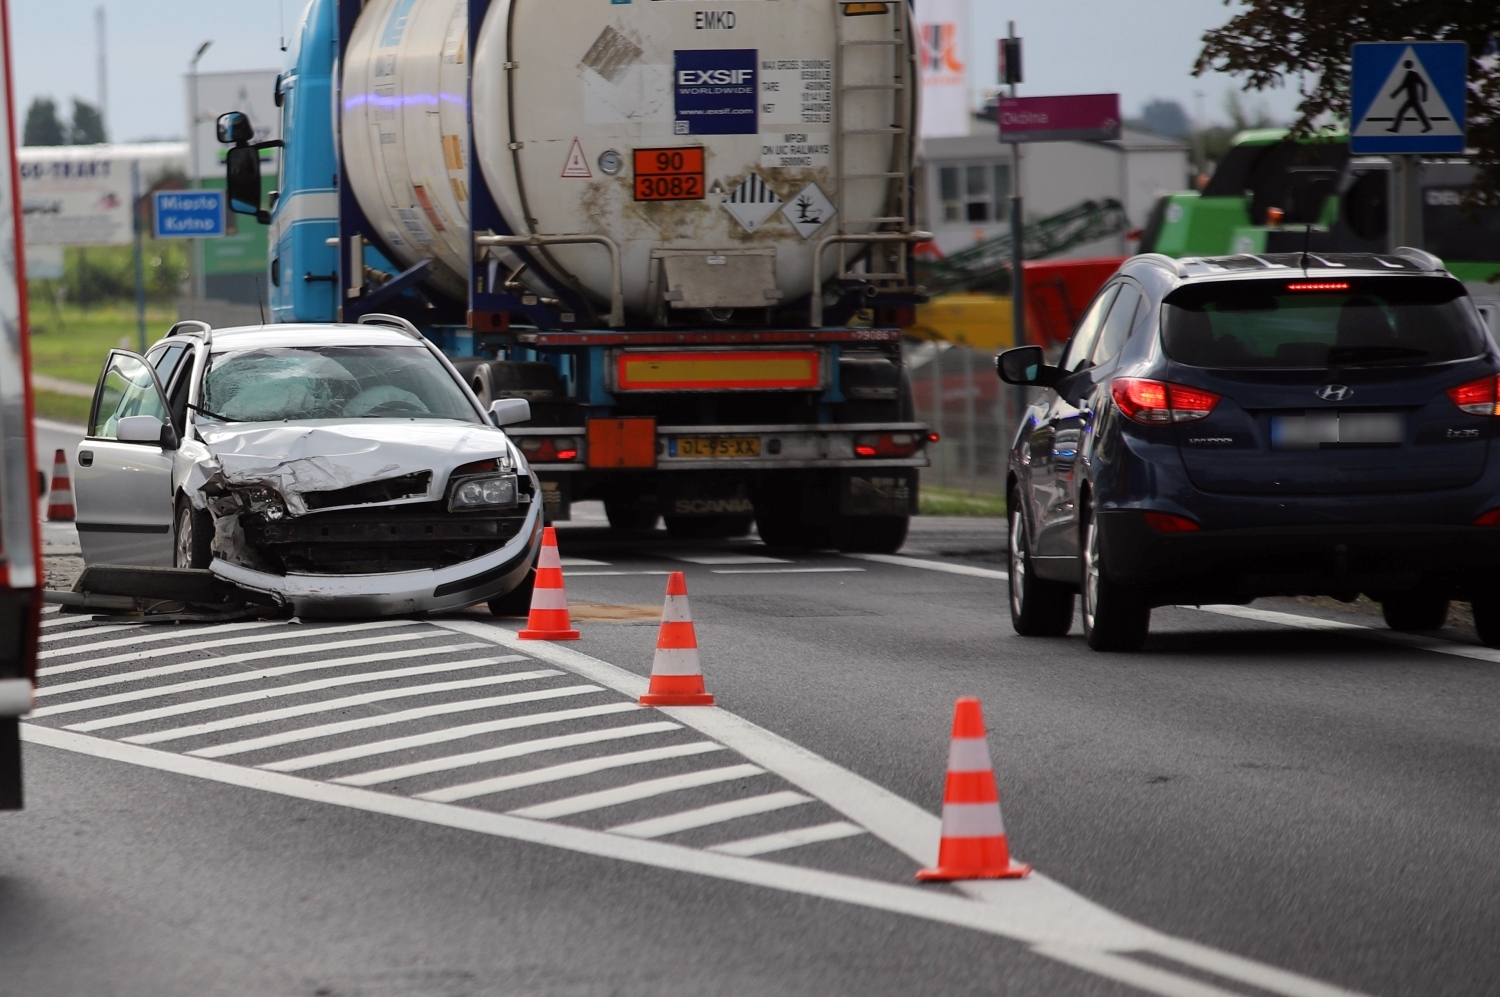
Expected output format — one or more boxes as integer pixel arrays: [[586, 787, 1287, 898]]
[[4, 511, 1498, 997]]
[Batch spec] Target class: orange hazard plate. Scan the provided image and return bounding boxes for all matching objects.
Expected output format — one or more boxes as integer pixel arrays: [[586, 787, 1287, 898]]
[[633, 147, 705, 201], [616, 350, 822, 391]]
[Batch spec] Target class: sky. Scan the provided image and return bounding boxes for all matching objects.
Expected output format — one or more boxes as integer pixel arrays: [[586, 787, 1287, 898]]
[[9, 0, 1304, 144]]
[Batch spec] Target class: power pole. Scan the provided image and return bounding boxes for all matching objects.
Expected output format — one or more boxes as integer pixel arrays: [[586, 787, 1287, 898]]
[[95, 7, 107, 140], [1002, 23, 1023, 353]]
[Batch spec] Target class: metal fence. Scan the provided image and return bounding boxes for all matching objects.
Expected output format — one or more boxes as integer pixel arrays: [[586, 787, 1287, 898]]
[[907, 340, 1026, 496]]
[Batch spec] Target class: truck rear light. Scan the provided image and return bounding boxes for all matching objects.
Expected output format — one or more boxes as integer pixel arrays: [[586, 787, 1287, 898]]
[[1473, 508, 1500, 526], [1111, 378, 1221, 424], [517, 438, 581, 462], [1143, 511, 1201, 533], [1446, 375, 1500, 416], [854, 432, 922, 457]]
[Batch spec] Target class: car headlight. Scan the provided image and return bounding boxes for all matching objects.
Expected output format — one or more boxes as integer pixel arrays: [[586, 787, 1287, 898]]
[[208, 483, 286, 520], [448, 473, 518, 512]]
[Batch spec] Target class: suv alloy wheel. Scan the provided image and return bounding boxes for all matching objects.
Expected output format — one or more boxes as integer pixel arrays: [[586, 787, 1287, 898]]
[[1081, 507, 1150, 652], [1008, 489, 1074, 636]]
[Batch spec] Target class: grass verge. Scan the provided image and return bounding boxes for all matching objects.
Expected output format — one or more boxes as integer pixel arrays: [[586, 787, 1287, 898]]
[[33, 390, 92, 426], [919, 486, 1007, 517], [29, 303, 179, 385]]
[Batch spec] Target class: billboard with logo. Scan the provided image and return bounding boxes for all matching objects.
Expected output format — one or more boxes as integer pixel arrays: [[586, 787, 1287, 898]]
[[18, 143, 186, 246], [917, 0, 970, 139]]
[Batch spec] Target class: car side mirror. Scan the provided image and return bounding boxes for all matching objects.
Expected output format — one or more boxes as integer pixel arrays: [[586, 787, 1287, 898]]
[[117, 414, 177, 449], [996, 345, 1061, 386], [489, 398, 531, 427]]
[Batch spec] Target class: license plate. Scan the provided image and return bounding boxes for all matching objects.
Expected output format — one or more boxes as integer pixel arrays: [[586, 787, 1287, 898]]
[[671, 436, 761, 458], [1271, 411, 1404, 449]]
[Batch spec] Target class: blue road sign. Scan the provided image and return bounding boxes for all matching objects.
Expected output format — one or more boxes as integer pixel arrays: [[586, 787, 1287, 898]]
[[1350, 41, 1467, 154], [153, 190, 226, 239]]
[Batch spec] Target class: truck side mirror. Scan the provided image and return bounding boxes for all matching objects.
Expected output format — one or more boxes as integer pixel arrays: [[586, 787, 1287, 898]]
[[225, 146, 268, 224], [489, 398, 531, 428], [217, 111, 253, 145], [996, 345, 1061, 386]]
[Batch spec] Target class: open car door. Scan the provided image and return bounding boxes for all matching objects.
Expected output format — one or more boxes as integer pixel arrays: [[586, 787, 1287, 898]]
[[74, 350, 178, 566]]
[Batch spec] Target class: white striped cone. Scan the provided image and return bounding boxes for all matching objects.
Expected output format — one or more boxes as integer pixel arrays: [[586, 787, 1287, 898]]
[[917, 697, 1030, 880], [640, 571, 713, 706], [518, 526, 579, 640]]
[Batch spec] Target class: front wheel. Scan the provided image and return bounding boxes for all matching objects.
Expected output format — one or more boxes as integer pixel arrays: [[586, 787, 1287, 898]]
[[1470, 592, 1500, 647], [174, 497, 212, 569], [1380, 592, 1449, 632], [1082, 511, 1150, 652], [1008, 493, 1073, 636]]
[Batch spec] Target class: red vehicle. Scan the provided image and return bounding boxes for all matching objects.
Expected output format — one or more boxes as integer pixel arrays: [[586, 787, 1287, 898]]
[[0, 0, 42, 810]]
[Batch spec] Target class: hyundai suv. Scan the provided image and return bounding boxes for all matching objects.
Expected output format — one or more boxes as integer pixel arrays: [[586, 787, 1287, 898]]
[[997, 249, 1500, 651]]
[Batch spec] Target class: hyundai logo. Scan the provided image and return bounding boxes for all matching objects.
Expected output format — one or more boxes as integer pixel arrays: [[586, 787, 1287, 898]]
[[1316, 384, 1353, 401]]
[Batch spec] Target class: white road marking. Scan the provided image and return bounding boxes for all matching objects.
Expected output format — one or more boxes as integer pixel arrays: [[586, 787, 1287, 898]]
[[1187, 604, 1500, 664], [38, 620, 422, 675], [418, 742, 728, 803], [60, 652, 498, 730], [611, 790, 813, 838], [708, 820, 866, 856], [710, 567, 865, 575], [844, 553, 1008, 580], [335, 721, 683, 787], [559, 557, 611, 566], [509, 763, 766, 820], [200, 696, 622, 760], [39, 623, 145, 640], [128, 671, 566, 745], [663, 553, 791, 565], [40, 630, 455, 695], [40, 615, 126, 630], [40, 618, 288, 650], [262, 700, 642, 772], [35, 644, 497, 716]]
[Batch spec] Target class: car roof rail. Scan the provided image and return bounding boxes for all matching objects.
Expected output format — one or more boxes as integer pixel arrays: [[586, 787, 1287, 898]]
[[166, 319, 213, 344], [1129, 253, 1187, 277], [1391, 246, 1445, 272], [356, 313, 423, 340]]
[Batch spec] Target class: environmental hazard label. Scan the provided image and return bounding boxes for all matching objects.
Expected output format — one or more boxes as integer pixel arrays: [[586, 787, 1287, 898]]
[[781, 182, 835, 239], [760, 132, 831, 169], [674, 49, 758, 135]]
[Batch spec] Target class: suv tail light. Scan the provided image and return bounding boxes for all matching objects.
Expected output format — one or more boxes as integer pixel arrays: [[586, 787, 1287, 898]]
[[1111, 378, 1222, 424], [1446, 375, 1500, 416], [517, 437, 581, 462], [1473, 508, 1500, 526], [1143, 511, 1201, 533], [853, 432, 923, 458]]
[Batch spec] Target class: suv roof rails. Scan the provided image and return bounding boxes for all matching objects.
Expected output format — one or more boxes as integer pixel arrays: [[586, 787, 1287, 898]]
[[1129, 253, 1187, 277], [1392, 247, 1445, 272], [166, 319, 213, 344], [356, 313, 423, 340]]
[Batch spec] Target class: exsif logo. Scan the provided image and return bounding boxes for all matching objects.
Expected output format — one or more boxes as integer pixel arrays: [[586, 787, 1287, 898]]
[[673, 49, 758, 135], [677, 69, 754, 86]]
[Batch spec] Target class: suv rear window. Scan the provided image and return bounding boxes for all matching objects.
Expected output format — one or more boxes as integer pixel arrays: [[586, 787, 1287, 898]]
[[1162, 277, 1487, 369]]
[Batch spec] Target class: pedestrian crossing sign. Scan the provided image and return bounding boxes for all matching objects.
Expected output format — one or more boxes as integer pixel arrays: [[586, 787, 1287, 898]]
[[1350, 41, 1467, 154]]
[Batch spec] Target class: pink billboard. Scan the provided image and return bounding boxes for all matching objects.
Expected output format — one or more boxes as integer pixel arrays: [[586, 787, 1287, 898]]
[[997, 94, 1121, 144]]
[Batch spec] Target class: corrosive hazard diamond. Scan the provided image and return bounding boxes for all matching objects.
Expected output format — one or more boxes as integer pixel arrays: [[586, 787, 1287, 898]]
[[721, 174, 781, 233], [782, 182, 836, 239]]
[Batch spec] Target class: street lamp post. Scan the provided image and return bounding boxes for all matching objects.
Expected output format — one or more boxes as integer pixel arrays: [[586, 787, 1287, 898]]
[[188, 40, 212, 317]]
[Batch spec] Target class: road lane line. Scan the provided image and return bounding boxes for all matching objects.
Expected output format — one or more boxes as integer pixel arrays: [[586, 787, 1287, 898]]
[[40, 618, 287, 650], [21, 725, 1368, 997], [56, 652, 498, 730], [39, 623, 146, 641], [559, 557, 611, 566], [565, 571, 674, 577], [38, 620, 423, 675], [611, 791, 813, 838], [201, 696, 623, 760], [40, 631, 455, 695], [844, 553, 1008, 579], [261, 699, 641, 772], [334, 721, 683, 787], [128, 671, 567, 745], [1187, 604, 1500, 664], [664, 553, 791, 565], [38, 619, 409, 663], [1030, 946, 1252, 997], [509, 763, 766, 820], [41, 615, 128, 630], [710, 567, 865, 574], [417, 742, 728, 803], [708, 821, 866, 856]]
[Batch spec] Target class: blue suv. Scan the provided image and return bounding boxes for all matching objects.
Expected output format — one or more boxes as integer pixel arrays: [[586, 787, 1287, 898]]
[[997, 249, 1500, 651]]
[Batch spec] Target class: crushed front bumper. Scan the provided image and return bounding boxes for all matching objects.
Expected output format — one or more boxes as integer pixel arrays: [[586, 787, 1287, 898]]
[[210, 495, 543, 617]]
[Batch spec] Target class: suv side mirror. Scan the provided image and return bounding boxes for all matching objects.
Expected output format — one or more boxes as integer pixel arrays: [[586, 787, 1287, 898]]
[[489, 398, 531, 427], [996, 345, 1061, 386]]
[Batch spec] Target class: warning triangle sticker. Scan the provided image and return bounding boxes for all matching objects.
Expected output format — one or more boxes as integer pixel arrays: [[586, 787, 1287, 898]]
[[721, 174, 782, 233], [1353, 46, 1463, 139], [561, 138, 592, 178]]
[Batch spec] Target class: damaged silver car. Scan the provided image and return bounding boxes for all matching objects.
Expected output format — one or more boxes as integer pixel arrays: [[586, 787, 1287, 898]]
[[72, 315, 543, 616]]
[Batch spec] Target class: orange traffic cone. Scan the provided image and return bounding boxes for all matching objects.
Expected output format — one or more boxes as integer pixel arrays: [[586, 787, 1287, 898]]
[[517, 526, 580, 640], [46, 449, 74, 522], [916, 697, 1030, 881], [639, 571, 714, 706]]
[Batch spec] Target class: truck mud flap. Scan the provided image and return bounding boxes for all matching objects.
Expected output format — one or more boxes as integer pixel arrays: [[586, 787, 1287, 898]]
[[840, 469, 917, 517]]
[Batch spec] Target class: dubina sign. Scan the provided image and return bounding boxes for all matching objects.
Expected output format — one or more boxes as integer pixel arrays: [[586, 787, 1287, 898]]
[[998, 94, 1121, 144]]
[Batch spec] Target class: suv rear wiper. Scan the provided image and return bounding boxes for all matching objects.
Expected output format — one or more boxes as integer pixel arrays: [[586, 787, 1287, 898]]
[[1326, 345, 1430, 366]]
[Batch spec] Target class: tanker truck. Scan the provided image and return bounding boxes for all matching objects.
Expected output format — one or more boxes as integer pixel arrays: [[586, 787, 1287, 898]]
[[218, 0, 930, 551]]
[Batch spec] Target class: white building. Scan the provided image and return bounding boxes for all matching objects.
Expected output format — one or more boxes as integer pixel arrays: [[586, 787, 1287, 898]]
[[919, 113, 1191, 257]]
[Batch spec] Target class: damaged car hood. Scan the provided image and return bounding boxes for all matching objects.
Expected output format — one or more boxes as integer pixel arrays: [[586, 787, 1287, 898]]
[[187, 420, 518, 516]]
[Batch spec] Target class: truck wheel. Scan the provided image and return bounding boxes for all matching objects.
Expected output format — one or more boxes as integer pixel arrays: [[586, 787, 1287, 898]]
[[832, 515, 908, 553], [1470, 592, 1500, 647], [488, 568, 536, 617], [665, 515, 753, 539], [1380, 592, 1449, 631], [1081, 510, 1149, 652], [174, 496, 212, 569], [604, 493, 658, 531], [753, 490, 805, 547], [1008, 492, 1073, 636]]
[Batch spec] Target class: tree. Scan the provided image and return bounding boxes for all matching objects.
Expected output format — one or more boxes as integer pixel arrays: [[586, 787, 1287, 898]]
[[1139, 99, 1191, 139], [69, 98, 106, 145], [1195, 1, 1500, 204], [22, 97, 65, 146]]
